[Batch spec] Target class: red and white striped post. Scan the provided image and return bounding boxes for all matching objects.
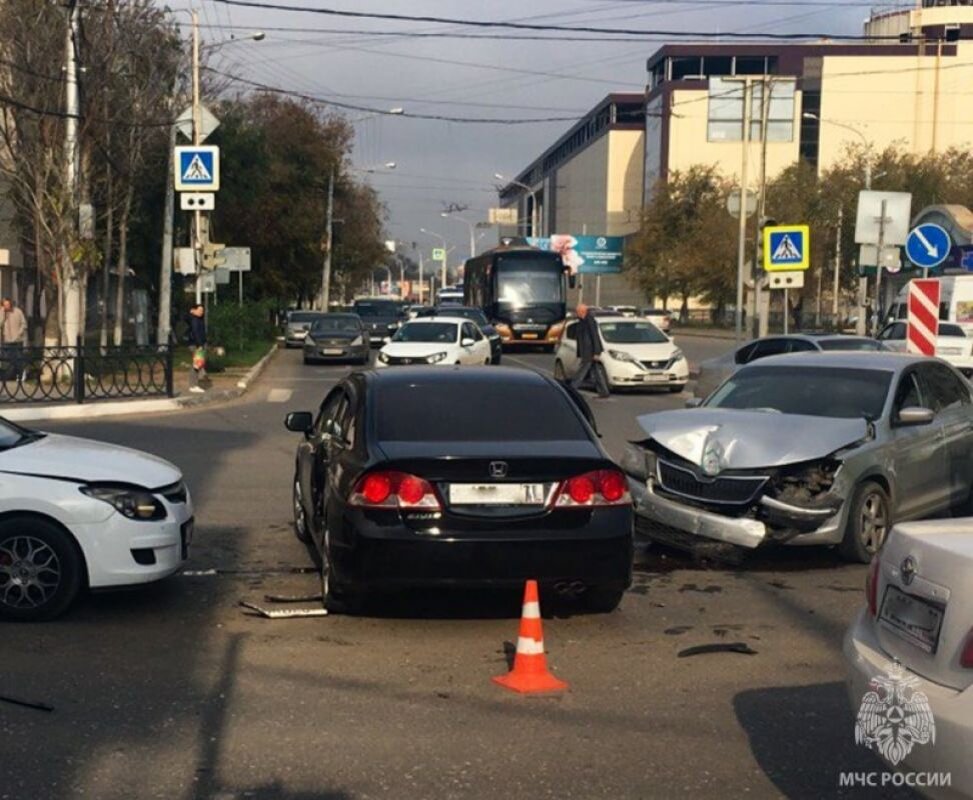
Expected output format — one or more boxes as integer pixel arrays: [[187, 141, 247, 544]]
[[906, 279, 941, 357]]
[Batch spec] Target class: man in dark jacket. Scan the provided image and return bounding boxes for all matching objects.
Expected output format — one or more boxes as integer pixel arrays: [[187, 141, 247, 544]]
[[186, 303, 207, 393], [571, 303, 610, 398]]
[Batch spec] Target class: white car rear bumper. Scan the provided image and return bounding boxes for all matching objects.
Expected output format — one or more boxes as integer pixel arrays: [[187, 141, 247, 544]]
[[844, 607, 972, 799]]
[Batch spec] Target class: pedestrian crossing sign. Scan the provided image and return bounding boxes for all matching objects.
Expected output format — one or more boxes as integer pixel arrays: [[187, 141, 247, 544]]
[[763, 224, 810, 272], [174, 145, 220, 192]]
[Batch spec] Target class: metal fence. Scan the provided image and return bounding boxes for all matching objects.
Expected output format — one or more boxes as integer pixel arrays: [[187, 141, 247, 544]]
[[0, 341, 174, 404]]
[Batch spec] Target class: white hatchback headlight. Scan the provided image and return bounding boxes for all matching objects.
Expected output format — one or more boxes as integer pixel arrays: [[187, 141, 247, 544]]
[[607, 349, 640, 364], [378, 351, 390, 363], [80, 485, 166, 520], [672, 348, 685, 361], [427, 351, 449, 364]]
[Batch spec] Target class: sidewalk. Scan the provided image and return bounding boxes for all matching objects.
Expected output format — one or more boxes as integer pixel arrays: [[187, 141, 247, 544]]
[[1, 343, 278, 423]]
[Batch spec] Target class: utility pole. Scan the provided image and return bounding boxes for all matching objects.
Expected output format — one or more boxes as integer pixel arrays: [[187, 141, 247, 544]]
[[734, 78, 753, 343], [874, 199, 888, 336], [63, 0, 82, 345], [320, 168, 335, 310], [191, 8, 204, 306], [833, 207, 842, 328], [158, 119, 176, 344], [753, 77, 771, 338], [418, 251, 424, 304]]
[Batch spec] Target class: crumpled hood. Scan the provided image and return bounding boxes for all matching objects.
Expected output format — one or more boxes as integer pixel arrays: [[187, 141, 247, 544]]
[[0, 433, 182, 487], [636, 409, 868, 469]]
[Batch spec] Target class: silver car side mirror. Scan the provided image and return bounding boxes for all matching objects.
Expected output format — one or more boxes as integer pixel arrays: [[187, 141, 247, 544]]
[[684, 397, 703, 409], [897, 406, 935, 426]]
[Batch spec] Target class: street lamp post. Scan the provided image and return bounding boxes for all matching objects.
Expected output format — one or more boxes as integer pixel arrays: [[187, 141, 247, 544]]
[[803, 112, 872, 334], [441, 213, 476, 261], [494, 173, 539, 236]]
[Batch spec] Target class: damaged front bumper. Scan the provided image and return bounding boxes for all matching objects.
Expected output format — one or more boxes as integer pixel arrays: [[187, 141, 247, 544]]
[[629, 476, 847, 550]]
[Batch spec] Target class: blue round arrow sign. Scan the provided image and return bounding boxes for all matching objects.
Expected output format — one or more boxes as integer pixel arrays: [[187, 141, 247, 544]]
[[906, 223, 951, 269]]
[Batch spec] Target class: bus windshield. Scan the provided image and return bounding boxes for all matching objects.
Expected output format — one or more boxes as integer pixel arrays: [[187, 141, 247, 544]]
[[495, 256, 563, 307]]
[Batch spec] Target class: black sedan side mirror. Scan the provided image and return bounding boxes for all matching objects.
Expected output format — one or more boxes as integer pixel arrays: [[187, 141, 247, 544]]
[[284, 411, 314, 433], [897, 406, 935, 427]]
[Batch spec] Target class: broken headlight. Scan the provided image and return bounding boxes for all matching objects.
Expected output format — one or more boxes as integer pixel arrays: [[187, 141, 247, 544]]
[[620, 443, 657, 481], [768, 460, 840, 506]]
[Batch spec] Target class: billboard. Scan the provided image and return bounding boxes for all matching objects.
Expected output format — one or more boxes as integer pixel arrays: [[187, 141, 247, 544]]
[[526, 234, 624, 274]]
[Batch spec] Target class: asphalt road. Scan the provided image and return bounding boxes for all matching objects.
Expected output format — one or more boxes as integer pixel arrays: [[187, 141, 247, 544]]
[[1, 335, 904, 800]]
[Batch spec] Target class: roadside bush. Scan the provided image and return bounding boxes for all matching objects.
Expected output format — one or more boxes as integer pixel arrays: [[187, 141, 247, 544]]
[[207, 300, 277, 353]]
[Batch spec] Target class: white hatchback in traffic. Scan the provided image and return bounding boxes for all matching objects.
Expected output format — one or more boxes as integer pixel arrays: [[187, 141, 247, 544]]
[[554, 316, 689, 392], [0, 419, 192, 621], [844, 519, 973, 796], [376, 317, 493, 367]]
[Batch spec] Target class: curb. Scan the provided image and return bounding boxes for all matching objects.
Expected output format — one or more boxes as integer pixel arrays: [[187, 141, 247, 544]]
[[3, 343, 279, 423]]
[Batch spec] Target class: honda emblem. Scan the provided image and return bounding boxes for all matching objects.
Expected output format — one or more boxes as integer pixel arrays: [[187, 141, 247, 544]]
[[489, 461, 508, 479]]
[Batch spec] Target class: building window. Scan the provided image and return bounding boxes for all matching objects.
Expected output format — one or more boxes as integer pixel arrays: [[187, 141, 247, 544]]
[[707, 77, 795, 142]]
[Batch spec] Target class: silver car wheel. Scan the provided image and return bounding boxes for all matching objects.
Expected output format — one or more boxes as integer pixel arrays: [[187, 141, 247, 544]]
[[859, 491, 889, 553], [0, 535, 61, 610]]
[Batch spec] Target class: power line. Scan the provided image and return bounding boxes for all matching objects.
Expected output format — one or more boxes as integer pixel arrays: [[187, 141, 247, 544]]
[[203, 67, 593, 123], [210, 0, 901, 41]]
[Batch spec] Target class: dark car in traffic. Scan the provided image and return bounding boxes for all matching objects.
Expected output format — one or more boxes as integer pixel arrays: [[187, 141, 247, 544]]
[[284, 311, 325, 348], [353, 298, 407, 346], [413, 305, 502, 364], [303, 314, 369, 365], [285, 367, 632, 612]]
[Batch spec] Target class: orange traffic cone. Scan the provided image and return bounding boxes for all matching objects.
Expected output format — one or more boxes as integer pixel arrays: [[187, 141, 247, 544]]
[[493, 580, 568, 694]]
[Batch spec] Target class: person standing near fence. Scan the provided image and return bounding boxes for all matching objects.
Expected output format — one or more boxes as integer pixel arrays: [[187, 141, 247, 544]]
[[186, 303, 207, 394], [0, 298, 27, 383]]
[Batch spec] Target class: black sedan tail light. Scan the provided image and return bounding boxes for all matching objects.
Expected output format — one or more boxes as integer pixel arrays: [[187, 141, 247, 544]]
[[350, 470, 442, 511], [553, 470, 630, 508]]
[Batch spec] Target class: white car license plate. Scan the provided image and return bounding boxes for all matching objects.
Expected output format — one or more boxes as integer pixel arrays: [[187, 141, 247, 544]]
[[323, 348, 343, 355], [449, 483, 546, 505], [879, 585, 945, 653]]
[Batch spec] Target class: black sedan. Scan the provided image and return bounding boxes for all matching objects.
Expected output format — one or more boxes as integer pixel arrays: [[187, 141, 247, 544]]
[[413, 305, 502, 364], [353, 298, 407, 346], [303, 314, 370, 365], [285, 367, 632, 612]]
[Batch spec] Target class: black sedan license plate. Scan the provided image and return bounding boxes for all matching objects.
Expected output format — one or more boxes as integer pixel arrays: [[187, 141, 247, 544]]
[[879, 585, 944, 654]]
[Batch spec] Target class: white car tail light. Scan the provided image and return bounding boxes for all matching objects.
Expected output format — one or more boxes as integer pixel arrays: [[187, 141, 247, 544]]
[[350, 471, 441, 510], [554, 470, 630, 508], [866, 556, 880, 617], [960, 629, 973, 669]]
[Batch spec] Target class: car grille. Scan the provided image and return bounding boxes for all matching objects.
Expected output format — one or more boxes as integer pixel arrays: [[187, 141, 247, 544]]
[[385, 355, 425, 365], [641, 358, 675, 370], [158, 481, 188, 504], [657, 461, 766, 505]]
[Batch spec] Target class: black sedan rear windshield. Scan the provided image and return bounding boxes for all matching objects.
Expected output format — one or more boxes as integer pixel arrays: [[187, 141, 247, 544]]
[[354, 301, 399, 317], [706, 366, 892, 420], [375, 381, 588, 441]]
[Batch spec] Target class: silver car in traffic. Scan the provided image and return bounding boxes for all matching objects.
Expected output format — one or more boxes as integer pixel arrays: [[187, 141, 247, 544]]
[[625, 352, 973, 562]]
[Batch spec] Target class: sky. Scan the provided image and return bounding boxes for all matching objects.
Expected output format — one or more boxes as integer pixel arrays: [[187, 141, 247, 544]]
[[172, 0, 888, 261]]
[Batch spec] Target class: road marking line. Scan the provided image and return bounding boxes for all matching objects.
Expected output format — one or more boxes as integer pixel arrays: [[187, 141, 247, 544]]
[[267, 388, 294, 403], [505, 355, 554, 376]]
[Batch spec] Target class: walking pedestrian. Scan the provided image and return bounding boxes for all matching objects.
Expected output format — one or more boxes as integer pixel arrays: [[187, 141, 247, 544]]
[[571, 303, 610, 398], [0, 298, 27, 384], [186, 303, 207, 394]]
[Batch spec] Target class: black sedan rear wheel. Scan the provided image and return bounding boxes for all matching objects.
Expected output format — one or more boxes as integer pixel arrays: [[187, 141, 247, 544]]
[[292, 475, 310, 543], [0, 517, 84, 622], [320, 528, 360, 614]]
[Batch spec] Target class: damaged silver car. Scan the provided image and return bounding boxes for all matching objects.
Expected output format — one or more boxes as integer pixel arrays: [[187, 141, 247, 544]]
[[624, 352, 973, 562]]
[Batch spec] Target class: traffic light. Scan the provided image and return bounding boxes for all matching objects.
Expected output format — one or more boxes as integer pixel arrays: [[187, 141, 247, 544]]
[[756, 216, 777, 270], [201, 242, 226, 270]]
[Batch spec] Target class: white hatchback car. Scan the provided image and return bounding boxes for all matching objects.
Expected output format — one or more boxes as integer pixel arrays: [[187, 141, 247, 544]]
[[376, 317, 493, 367], [0, 419, 192, 621], [845, 519, 973, 795], [554, 316, 689, 392]]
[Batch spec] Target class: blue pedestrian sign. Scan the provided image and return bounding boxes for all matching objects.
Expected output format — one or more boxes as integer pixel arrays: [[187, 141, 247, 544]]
[[763, 224, 810, 272], [174, 145, 220, 192], [906, 223, 950, 270]]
